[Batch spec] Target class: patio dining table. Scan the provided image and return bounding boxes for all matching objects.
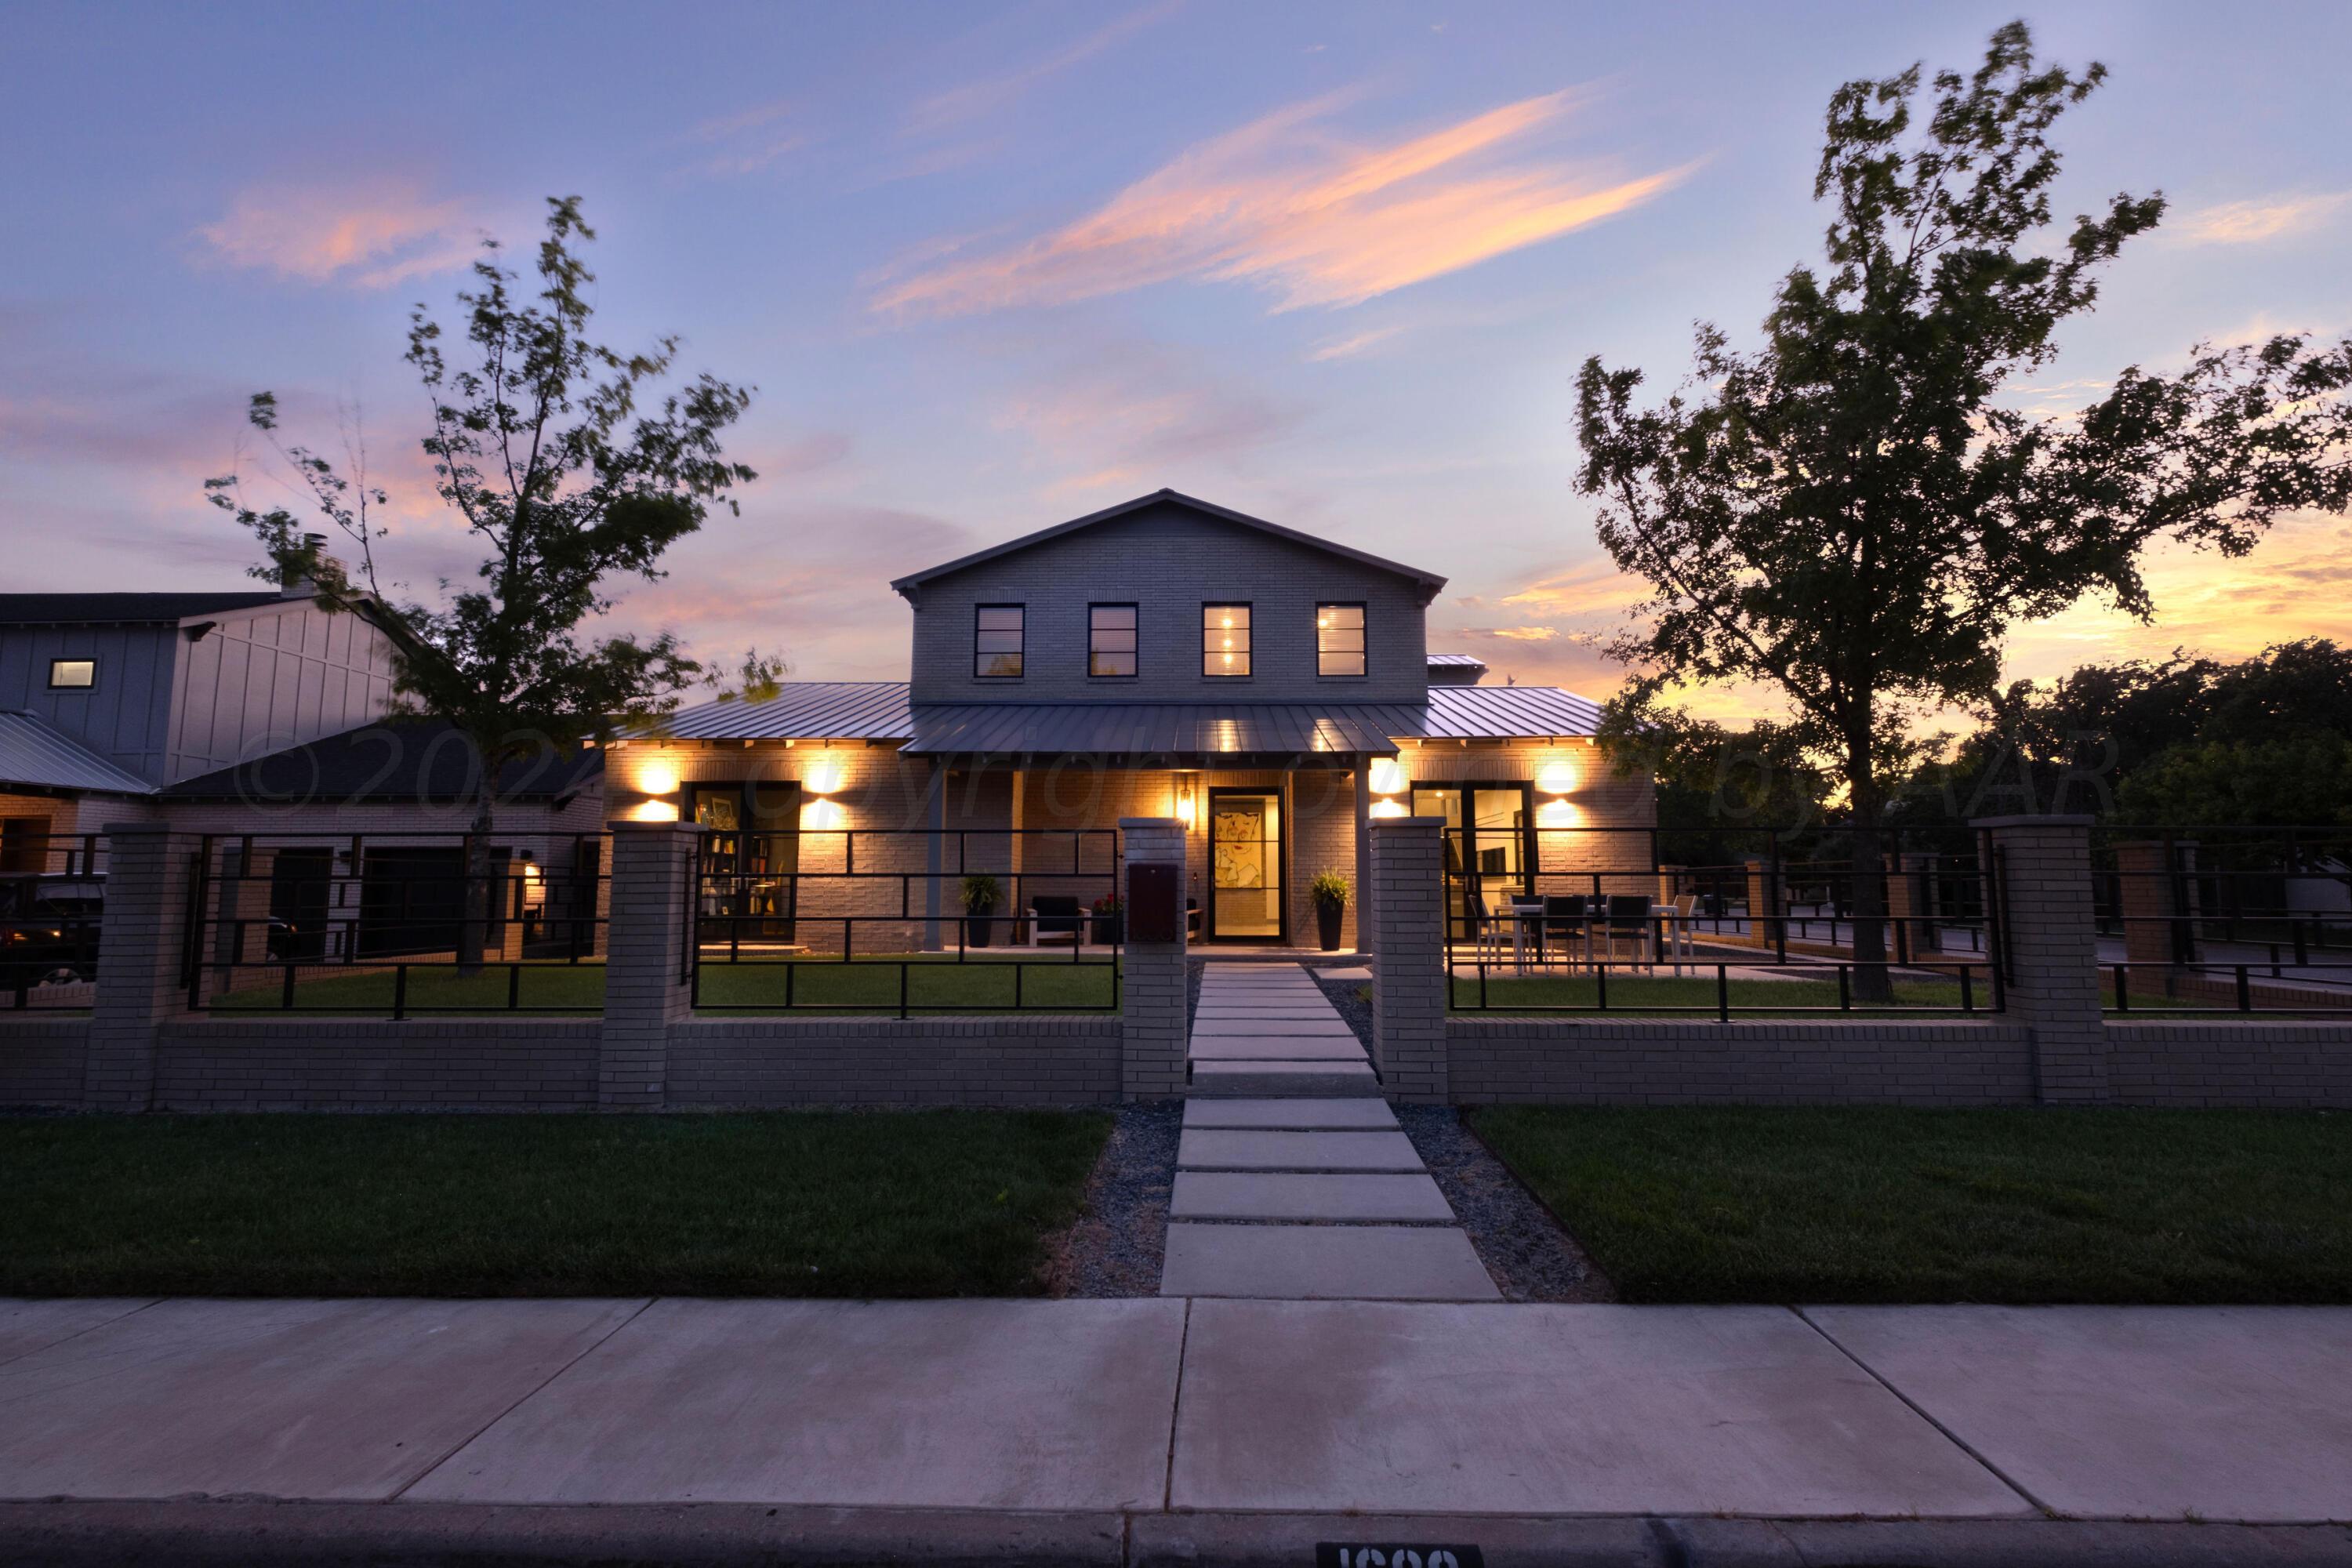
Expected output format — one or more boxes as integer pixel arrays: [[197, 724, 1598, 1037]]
[[1504, 900, 1694, 977]]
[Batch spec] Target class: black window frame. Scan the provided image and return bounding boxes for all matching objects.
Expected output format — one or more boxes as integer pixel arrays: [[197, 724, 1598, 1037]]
[[46, 657, 96, 691], [1202, 601, 1253, 679], [1087, 601, 1139, 680], [1316, 601, 1367, 678], [973, 603, 1025, 680]]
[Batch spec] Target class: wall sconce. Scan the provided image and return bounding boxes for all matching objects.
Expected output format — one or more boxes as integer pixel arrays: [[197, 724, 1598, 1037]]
[[1370, 799, 1409, 820], [802, 797, 847, 830], [630, 798, 681, 823], [1367, 757, 1407, 797], [803, 761, 843, 798], [1174, 779, 1199, 831], [1535, 760, 1575, 797], [1537, 797, 1580, 829]]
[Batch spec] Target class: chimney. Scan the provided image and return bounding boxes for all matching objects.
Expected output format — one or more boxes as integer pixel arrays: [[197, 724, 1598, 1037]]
[[283, 532, 333, 597]]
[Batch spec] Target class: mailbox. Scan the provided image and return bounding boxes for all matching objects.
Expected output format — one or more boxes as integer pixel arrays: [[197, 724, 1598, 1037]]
[[1127, 862, 1183, 943]]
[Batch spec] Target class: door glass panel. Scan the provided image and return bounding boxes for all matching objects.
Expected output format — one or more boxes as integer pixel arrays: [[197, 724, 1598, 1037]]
[[1210, 793, 1282, 938], [1413, 789, 1469, 941]]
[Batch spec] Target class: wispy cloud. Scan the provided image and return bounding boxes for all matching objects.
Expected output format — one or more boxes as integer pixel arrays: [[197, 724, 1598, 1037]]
[[908, 2, 1180, 136], [679, 99, 809, 177], [869, 88, 1690, 318], [2172, 191, 2350, 245], [1497, 557, 1646, 619], [994, 338, 1304, 494], [196, 182, 487, 288], [1307, 325, 1404, 361]]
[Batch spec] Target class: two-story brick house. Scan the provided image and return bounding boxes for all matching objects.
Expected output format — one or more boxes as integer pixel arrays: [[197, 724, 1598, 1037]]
[[604, 491, 1653, 953]]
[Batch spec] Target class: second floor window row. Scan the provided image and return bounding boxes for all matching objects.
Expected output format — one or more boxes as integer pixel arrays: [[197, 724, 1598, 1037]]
[[974, 601, 1367, 680]]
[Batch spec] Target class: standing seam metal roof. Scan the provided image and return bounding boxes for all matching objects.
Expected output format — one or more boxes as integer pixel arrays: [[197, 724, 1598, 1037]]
[[648, 681, 1602, 750], [0, 711, 159, 795]]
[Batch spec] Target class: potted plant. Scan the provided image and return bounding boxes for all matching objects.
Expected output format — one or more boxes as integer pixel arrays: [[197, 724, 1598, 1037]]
[[960, 873, 1000, 948], [1091, 892, 1124, 946], [1310, 868, 1351, 952]]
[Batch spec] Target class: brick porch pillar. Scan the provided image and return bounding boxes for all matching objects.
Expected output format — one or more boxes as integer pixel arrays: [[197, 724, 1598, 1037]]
[[1119, 817, 1187, 1099], [84, 822, 200, 1112], [2113, 840, 2193, 982], [1742, 858, 1780, 950], [600, 820, 702, 1110], [1370, 815, 1446, 1103], [1976, 814, 2107, 1104]]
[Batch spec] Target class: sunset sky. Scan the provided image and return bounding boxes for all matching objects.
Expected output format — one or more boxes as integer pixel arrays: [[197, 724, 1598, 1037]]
[[5, 1, 2347, 717]]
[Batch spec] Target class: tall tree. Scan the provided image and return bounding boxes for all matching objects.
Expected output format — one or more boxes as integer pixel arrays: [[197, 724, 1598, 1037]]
[[1573, 23, 2352, 994], [209, 196, 756, 969]]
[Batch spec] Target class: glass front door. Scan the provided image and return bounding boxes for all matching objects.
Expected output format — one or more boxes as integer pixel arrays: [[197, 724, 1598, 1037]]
[[1410, 784, 1531, 942], [690, 782, 801, 944], [1208, 790, 1283, 940]]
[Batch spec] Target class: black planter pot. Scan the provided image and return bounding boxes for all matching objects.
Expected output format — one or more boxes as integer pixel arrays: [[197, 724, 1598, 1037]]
[[1093, 912, 1124, 946], [966, 902, 995, 948], [1315, 898, 1345, 952]]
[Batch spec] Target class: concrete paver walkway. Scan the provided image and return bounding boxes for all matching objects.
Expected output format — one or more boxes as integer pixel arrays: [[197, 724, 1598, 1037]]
[[1163, 964, 1498, 1301], [4, 1298, 2348, 1532]]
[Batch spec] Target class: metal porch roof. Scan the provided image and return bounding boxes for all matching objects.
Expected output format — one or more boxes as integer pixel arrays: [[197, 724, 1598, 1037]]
[[1420, 684, 1604, 739], [0, 711, 158, 795], [652, 683, 916, 742]]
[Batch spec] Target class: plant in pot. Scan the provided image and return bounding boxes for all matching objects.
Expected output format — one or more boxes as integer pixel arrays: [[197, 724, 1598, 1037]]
[[960, 873, 1000, 948], [1091, 892, 1124, 946], [1310, 868, 1350, 952]]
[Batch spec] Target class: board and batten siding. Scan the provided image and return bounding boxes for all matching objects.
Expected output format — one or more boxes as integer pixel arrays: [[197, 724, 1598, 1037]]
[[0, 623, 182, 782], [906, 500, 1432, 705], [166, 604, 400, 783]]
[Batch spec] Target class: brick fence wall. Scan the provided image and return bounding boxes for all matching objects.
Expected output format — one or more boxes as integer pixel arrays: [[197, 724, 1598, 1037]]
[[2105, 1021, 2352, 1109], [1447, 1017, 2036, 1105], [0, 1018, 89, 1108], [152, 1019, 601, 1112], [670, 1017, 1123, 1108]]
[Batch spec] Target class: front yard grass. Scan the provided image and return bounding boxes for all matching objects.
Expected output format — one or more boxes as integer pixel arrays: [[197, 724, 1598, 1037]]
[[208, 953, 1120, 1014], [1466, 1105, 2352, 1304], [0, 1109, 1109, 1298]]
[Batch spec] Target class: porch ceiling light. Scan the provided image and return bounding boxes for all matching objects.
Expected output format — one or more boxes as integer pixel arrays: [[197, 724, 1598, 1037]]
[[1367, 757, 1407, 797], [1536, 760, 1575, 797]]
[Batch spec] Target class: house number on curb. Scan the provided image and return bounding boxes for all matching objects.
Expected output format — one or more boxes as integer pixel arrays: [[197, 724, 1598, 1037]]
[[1315, 1546, 1483, 1568]]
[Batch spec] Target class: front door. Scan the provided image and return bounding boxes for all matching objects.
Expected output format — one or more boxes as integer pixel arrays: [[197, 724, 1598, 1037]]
[[1207, 789, 1283, 940], [1410, 784, 1532, 943]]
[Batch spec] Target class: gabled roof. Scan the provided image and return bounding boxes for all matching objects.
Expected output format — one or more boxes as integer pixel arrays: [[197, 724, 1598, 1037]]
[[0, 711, 158, 796], [164, 719, 603, 804], [889, 489, 1447, 603], [0, 591, 295, 626], [652, 683, 916, 742]]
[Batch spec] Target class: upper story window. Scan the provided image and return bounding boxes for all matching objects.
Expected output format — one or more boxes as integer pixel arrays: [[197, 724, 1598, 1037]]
[[1203, 603, 1251, 677], [1089, 603, 1138, 677], [47, 658, 96, 690], [974, 604, 1024, 678], [1317, 603, 1366, 677]]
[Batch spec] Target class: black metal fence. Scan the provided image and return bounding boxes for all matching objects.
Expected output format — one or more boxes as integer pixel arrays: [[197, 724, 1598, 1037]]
[[688, 828, 1123, 1016], [180, 830, 612, 1017], [1441, 824, 2005, 1015], [2095, 828, 2352, 1015], [0, 832, 105, 1011]]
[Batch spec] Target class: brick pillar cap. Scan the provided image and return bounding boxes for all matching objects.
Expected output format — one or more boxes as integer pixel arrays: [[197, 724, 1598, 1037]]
[[1970, 813, 2096, 829], [606, 818, 709, 834], [1117, 816, 1181, 831]]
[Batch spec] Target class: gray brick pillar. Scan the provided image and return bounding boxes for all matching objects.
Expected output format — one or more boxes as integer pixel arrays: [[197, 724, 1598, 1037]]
[[85, 822, 198, 1112], [1975, 814, 2107, 1104], [1370, 816, 1446, 1103], [600, 820, 701, 1110], [1119, 817, 1186, 1099]]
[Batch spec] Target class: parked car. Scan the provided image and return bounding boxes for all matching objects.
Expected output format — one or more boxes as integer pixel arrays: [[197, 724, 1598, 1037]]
[[0, 873, 103, 991]]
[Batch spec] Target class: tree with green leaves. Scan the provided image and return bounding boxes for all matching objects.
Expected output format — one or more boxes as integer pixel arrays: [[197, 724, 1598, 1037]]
[[208, 196, 756, 970], [1574, 23, 2352, 994]]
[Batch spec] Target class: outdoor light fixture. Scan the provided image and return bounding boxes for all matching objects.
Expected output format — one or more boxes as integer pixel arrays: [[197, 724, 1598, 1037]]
[[1174, 779, 1198, 830], [1370, 799, 1409, 819], [1536, 760, 1575, 797], [803, 762, 843, 797], [641, 763, 680, 797], [803, 798, 846, 830], [1367, 757, 1406, 797]]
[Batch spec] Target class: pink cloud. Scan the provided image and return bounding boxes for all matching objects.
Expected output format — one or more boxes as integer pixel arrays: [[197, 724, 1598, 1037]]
[[2172, 192, 2349, 246], [870, 88, 1690, 318], [907, 2, 1181, 136], [196, 182, 488, 288]]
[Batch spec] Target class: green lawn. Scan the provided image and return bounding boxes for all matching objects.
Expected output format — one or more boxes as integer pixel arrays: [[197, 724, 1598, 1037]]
[[1467, 1105, 2352, 1304], [0, 1109, 1110, 1297], [209, 953, 1120, 1014]]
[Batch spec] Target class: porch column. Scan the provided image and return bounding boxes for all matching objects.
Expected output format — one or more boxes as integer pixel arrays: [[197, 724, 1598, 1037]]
[[600, 819, 701, 1110], [923, 757, 945, 952], [1352, 760, 1374, 956], [1370, 815, 1447, 1103]]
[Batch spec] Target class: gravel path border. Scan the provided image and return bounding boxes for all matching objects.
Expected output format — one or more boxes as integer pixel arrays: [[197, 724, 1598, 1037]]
[[1047, 1101, 1181, 1298]]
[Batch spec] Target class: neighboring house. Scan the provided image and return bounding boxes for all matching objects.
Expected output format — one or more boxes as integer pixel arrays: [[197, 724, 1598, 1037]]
[[0, 582, 401, 842], [605, 490, 1653, 951]]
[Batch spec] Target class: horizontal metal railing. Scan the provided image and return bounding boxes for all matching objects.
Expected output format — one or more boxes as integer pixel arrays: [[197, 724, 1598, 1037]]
[[181, 830, 612, 1018], [689, 828, 1123, 1017], [1, 833, 106, 1011]]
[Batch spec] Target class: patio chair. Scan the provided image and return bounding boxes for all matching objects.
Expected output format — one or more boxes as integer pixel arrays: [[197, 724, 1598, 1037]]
[[1026, 895, 1086, 948], [1541, 895, 1588, 971], [1462, 890, 1512, 967], [1602, 892, 1655, 970]]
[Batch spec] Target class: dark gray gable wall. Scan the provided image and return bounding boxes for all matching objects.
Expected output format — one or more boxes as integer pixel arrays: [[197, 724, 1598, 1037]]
[[906, 497, 1432, 705]]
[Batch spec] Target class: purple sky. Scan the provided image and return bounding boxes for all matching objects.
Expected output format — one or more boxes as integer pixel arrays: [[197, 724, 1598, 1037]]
[[5, 2, 2347, 715]]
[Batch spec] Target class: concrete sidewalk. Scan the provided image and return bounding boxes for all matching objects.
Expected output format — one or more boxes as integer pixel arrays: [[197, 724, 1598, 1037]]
[[3, 1297, 2349, 1558]]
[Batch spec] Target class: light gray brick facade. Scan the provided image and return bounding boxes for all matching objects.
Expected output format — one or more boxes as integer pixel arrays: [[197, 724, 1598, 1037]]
[[1976, 814, 2110, 1102], [82, 821, 195, 1111], [1119, 816, 1187, 1098], [599, 820, 699, 1109], [1370, 816, 1446, 1102]]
